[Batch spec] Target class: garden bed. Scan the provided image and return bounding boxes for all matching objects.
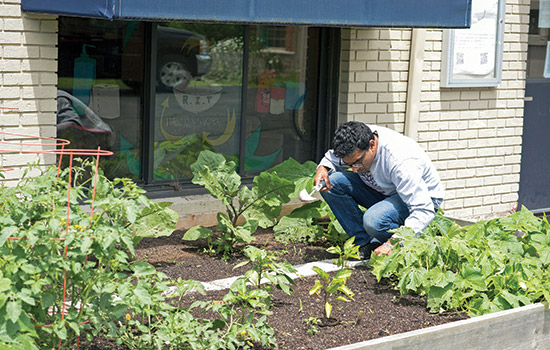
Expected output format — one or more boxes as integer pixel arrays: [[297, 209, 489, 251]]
[[85, 228, 467, 349]]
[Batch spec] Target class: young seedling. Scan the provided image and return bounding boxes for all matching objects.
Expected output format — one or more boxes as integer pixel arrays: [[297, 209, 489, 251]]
[[233, 245, 297, 294], [309, 266, 354, 320], [327, 236, 360, 269]]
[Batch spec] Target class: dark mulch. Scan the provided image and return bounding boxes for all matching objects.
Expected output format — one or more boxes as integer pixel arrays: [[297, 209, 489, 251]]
[[84, 228, 468, 349]]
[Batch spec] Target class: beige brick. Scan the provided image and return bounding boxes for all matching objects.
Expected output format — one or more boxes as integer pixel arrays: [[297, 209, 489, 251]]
[[348, 82, 366, 92], [369, 40, 391, 50], [0, 32, 22, 44], [469, 100, 489, 109], [3, 72, 40, 85], [22, 59, 57, 72], [443, 198, 464, 209], [366, 82, 388, 92], [349, 40, 369, 50], [356, 51, 378, 61], [22, 32, 57, 46], [366, 61, 389, 71], [354, 93, 377, 103], [390, 41, 410, 50], [348, 61, 366, 71], [40, 72, 58, 85], [379, 50, 402, 60], [3, 18, 27, 31], [460, 91, 480, 100], [379, 92, 406, 103], [4, 46, 40, 59], [1, 4, 21, 17], [365, 104, 387, 113], [0, 113, 20, 126], [40, 20, 58, 33], [356, 29, 379, 40], [345, 104, 365, 114], [355, 71, 378, 82]]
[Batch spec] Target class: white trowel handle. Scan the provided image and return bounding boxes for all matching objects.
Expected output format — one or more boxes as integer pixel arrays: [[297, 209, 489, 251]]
[[313, 180, 326, 192]]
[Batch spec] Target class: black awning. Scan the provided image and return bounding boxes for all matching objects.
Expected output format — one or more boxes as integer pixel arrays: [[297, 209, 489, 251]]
[[22, 0, 471, 28]]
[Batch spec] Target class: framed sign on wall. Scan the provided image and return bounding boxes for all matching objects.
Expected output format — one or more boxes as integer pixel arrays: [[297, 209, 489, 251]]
[[441, 0, 506, 87]]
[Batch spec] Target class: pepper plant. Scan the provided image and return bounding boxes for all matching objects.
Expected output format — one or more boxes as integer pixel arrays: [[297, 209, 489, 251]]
[[234, 245, 297, 293], [309, 266, 355, 319]]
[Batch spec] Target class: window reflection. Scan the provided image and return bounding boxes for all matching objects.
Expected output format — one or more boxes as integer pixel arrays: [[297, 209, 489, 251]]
[[245, 26, 319, 175], [153, 23, 244, 180], [58, 18, 144, 180], [57, 19, 323, 185]]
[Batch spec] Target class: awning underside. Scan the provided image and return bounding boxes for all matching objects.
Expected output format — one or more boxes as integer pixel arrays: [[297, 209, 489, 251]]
[[22, 0, 472, 28]]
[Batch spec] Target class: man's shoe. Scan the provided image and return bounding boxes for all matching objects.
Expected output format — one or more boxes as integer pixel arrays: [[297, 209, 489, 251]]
[[359, 241, 382, 261]]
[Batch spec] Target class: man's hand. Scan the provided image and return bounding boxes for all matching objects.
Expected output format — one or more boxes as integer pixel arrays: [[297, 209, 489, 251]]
[[374, 241, 393, 256], [314, 166, 332, 191]]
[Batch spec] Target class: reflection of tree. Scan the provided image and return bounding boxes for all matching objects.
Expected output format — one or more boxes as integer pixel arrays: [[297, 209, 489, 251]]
[[154, 134, 213, 180], [161, 22, 243, 43], [206, 38, 244, 83]]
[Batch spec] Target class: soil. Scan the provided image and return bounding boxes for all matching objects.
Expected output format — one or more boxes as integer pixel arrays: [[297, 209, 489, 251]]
[[86, 228, 468, 349]]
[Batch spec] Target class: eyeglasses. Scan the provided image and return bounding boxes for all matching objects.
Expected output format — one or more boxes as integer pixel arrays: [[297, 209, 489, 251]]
[[341, 150, 367, 169]]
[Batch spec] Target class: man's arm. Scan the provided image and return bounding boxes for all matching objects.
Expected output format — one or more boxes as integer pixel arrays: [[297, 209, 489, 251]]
[[315, 150, 346, 191], [374, 159, 436, 256]]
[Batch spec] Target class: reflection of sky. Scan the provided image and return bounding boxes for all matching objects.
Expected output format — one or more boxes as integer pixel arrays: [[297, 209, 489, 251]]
[[471, 0, 498, 24]]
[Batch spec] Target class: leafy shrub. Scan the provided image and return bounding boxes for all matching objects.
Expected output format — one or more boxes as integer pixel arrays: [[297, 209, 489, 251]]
[[371, 208, 550, 316], [183, 150, 295, 257], [0, 161, 177, 348], [268, 159, 348, 246]]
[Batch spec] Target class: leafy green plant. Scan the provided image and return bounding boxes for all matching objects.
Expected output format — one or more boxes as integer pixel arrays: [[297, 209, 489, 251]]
[[183, 150, 294, 257], [234, 246, 297, 294], [113, 263, 276, 350], [0, 161, 178, 349], [309, 266, 354, 319], [269, 159, 348, 246], [327, 237, 361, 269], [153, 134, 213, 180], [304, 316, 321, 335], [370, 208, 550, 316]]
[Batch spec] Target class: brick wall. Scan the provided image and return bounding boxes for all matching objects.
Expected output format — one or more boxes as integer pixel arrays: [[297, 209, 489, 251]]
[[0, 0, 58, 184], [339, 0, 529, 221]]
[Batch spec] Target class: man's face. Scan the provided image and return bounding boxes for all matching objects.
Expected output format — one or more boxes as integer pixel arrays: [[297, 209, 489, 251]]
[[341, 143, 376, 173]]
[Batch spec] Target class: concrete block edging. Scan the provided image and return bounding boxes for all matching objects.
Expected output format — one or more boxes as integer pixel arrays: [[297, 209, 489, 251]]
[[328, 302, 550, 350]]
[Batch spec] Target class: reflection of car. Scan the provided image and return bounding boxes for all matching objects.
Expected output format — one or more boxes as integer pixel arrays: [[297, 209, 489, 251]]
[[157, 26, 212, 91]]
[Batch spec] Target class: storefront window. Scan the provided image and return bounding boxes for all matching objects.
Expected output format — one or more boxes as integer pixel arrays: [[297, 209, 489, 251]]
[[58, 18, 332, 188], [153, 23, 244, 180], [245, 26, 319, 175], [58, 18, 144, 180]]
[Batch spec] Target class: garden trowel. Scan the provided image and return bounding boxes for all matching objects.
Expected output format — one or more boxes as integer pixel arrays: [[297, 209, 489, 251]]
[[298, 180, 326, 202]]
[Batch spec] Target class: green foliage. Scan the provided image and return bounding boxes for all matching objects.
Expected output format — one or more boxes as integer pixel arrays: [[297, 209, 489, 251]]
[[370, 208, 550, 316], [234, 246, 297, 293], [0, 161, 178, 348], [269, 159, 348, 245], [154, 134, 214, 180], [327, 237, 361, 269], [183, 151, 294, 257], [309, 266, 354, 319], [0, 161, 279, 349]]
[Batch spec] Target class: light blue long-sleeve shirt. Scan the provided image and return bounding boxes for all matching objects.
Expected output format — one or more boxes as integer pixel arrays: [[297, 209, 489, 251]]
[[319, 125, 444, 234]]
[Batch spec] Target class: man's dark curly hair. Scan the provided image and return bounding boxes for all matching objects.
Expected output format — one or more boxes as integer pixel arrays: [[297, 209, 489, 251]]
[[332, 121, 375, 158]]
